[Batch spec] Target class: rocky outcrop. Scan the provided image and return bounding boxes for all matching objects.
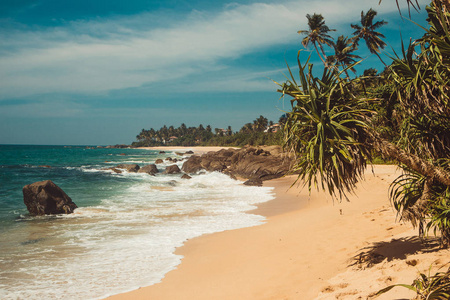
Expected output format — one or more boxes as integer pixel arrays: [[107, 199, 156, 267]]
[[243, 177, 263, 187], [138, 164, 159, 175], [181, 146, 292, 182], [116, 164, 140, 172], [23, 180, 78, 215], [155, 159, 164, 164], [181, 155, 204, 173], [165, 164, 181, 174]]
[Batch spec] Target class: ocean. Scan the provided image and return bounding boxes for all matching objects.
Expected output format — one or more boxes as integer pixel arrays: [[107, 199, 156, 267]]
[[0, 145, 274, 299]]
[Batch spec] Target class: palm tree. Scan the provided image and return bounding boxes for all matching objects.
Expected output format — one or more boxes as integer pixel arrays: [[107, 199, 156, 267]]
[[327, 35, 361, 78], [253, 115, 268, 132], [280, 2, 450, 245], [351, 8, 387, 65], [298, 13, 336, 65]]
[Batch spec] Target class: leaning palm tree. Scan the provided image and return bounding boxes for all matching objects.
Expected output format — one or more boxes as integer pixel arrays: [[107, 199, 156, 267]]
[[281, 2, 450, 246], [327, 35, 361, 78], [351, 8, 388, 65], [298, 13, 336, 65]]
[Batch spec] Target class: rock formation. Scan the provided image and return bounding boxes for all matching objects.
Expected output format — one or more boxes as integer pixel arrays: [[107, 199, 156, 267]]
[[23, 180, 78, 215], [116, 164, 140, 172], [181, 174, 192, 180], [138, 164, 159, 175], [181, 146, 292, 182], [165, 164, 181, 174]]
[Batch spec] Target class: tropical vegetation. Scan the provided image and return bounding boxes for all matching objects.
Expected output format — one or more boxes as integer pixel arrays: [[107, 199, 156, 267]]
[[132, 115, 284, 147], [280, 0, 450, 249]]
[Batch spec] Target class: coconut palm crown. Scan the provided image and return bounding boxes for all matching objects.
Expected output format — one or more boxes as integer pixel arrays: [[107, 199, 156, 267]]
[[351, 8, 388, 64], [327, 35, 361, 77], [298, 13, 336, 65]]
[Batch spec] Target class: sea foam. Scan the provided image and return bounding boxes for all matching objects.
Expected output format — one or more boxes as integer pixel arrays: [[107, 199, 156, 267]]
[[0, 171, 274, 300]]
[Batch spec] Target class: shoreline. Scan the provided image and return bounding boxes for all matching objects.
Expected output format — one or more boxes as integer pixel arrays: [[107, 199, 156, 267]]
[[105, 164, 450, 299], [137, 146, 239, 155]]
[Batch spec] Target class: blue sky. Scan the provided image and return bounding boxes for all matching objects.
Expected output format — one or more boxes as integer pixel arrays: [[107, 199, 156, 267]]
[[0, 0, 429, 145]]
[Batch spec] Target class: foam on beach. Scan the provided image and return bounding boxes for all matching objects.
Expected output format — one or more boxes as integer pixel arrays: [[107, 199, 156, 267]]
[[0, 166, 274, 300]]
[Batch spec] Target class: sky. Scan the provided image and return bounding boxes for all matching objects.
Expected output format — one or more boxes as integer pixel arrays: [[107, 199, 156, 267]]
[[0, 0, 430, 145]]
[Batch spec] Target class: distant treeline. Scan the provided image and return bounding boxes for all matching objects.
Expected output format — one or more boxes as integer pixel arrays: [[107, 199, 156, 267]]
[[132, 115, 286, 147]]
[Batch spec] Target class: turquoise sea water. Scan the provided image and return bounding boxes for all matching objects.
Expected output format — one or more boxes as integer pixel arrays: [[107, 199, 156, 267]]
[[0, 145, 274, 299]]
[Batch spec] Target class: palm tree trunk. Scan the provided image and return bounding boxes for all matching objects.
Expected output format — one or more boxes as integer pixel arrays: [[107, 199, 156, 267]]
[[370, 133, 450, 186], [313, 43, 327, 66]]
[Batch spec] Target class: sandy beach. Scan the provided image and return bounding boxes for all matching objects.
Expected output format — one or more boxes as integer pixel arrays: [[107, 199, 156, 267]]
[[106, 164, 449, 300]]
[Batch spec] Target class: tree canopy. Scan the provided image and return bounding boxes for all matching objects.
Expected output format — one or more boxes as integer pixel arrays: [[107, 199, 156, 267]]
[[282, 0, 450, 246]]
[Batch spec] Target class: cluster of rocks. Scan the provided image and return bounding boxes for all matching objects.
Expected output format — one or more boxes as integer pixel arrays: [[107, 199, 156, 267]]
[[181, 146, 292, 186], [22, 147, 292, 216], [104, 151, 195, 177]]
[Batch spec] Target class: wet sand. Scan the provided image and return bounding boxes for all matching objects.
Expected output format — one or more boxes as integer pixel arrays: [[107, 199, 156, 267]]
[[106, 165, 449, 299]]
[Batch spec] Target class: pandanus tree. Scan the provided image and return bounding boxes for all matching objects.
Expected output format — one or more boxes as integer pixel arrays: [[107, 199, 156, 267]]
[[298, 13, 335, 65], [351, 8, 388, 65], [280, 1, 450, 246]]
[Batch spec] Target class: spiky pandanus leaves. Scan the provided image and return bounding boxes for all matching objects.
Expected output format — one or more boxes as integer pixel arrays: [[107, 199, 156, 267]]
[[382, 3, 450, 247], [377, 265, 450, 299], [278, 53, 372, 200]]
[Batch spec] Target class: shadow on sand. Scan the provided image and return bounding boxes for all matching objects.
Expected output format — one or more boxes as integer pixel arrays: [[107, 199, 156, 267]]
[[350, 236, 442, 268]]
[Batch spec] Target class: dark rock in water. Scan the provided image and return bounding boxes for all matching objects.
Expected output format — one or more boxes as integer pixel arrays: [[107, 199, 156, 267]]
[[119, 153, 126, 156], [243, 177, 263, 187], [185, 150, 194, 155], [165, 164, 181, 174], [181, 174, 192, 180], [110, 168, 122, 174], [23, 180, 77, 216], [181, 155, 203, 174], [106, 144, 130, 149], [102, 167, 122, 173], [159, 151, 166, 154], [175, 152, 184, 156], [155, 159, 164, 164], [172, 158, 178, 163], [165, 157, 173, 161], [116, 164, 140, 173], [167, 180, 178, 187], [138, 164, 159, 175], [38, 165, 51, 168]]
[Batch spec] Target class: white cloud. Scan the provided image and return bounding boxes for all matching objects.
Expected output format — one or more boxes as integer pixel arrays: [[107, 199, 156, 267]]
[[0, 0, 428, 100]]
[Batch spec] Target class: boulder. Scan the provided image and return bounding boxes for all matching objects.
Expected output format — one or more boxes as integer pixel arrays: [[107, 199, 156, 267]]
[[181, 174, 192, 180], [165, 164, 181, 174], [138, 164, 159, 175], [185, 150, 194, 154], [175, 152, 184, 156], [155, 159, 164, 164], [110, 168, 122, 174], [165, 157, 173, 161], [181, 155, 203, 173], [159, 151, 166, 154], [23, 180, 78, 216], [243, 177, 263, 187], [116, 164, 140, 173]]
